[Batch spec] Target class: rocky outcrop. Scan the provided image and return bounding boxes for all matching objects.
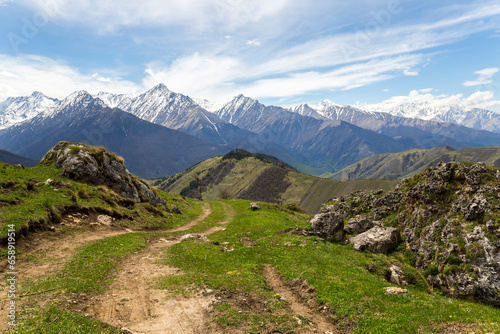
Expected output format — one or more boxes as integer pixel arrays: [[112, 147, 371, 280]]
[[320, 161, 500, 307], [344, 215, 375, 234], [349, 227, 401, 254], [309, 212, 345, 242], [41, 142, 166, 206]]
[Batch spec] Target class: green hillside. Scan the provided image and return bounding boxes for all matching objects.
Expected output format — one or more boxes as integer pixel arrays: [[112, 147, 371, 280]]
[[331, 146, 500, 180], [151, 149, 398, 214], [0, 146, 499, 333]]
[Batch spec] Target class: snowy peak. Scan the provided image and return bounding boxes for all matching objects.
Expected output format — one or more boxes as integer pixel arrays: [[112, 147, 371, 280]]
[[289, 104, 326, 120], [95, 92, 134, 108], [57, 91, 106, 114], [215, 94, 264, 124], [192, 98, 224, 113], [0, 91, 59, 129]]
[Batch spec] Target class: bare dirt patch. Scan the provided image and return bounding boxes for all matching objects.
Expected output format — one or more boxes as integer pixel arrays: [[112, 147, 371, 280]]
[[262, 265, 337, 334], [84, 203, 234, 333]]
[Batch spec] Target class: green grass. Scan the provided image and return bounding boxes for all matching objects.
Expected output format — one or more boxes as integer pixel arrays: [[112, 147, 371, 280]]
[[10, 304, 120, 334], [157, 200, 500, 333], [25, 233, 149, 294], [0, 163, 200, 238]]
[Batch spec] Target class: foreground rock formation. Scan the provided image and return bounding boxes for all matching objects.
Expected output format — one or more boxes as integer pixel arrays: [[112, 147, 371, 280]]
[[314, 162, 500, 307], [41, 141, 166, 206]]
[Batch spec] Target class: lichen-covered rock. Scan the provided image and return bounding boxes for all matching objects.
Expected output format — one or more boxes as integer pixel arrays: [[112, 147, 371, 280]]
[[309, 212, 345, 242], [344, 215, 374, 235], [41, 141, 165, 206], [349, 227, 401, 254], [321, 161, 500, 306]]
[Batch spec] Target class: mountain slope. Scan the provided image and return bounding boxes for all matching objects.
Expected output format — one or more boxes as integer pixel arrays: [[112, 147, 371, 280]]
[[0, 149, 38, 166], [0, 92, 227, 179], [152, 149, 398, 213], [331, 145, 500, 180]]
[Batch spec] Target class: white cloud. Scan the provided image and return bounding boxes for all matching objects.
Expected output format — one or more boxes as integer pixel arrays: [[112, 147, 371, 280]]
[[403, 69, 419, 76], [143, 52, 423, 100], [0, 54, 140, 100], [463, 67, 499, 87], [246, 39, 262, 47], [365, 90, 500, 111], [18, 0, 290, 32]]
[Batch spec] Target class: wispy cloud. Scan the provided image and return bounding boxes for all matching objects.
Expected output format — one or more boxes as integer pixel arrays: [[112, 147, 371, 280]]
[[18, 0, 291, 32], [0, 54, 139, 100], [463, 67, 499, 87]]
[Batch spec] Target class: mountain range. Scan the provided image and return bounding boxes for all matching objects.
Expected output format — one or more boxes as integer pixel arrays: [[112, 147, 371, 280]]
[[0, 84, 499, 179]]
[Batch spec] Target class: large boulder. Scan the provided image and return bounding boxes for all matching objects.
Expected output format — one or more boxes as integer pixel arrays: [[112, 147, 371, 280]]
[[309, 212, 345, 242], [344, 215, 374, 234], [41, 142, 166, 206], [349, 227, 401, 254]]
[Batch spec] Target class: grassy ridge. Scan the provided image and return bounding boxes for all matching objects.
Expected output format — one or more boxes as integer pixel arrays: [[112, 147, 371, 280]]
[[332, 146, 500, 180], [152, 153, 397, 214]]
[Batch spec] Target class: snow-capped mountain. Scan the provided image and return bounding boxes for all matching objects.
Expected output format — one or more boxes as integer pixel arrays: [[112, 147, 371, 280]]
[[93, 84, 253, 145], [361, 102, 500, 133], [192, 98, 224, 113], [56, 91, 107, 116], [0, 91, 59, 129]]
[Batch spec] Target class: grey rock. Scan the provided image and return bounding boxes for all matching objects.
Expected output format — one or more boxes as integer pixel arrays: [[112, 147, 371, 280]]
[[171, 205, 183, 214], [250, 202, 260, 210], [309, 212, 345, 242], [463, 194, 489, 220], [41, 142, 165, 206], [349, 227, 401, 254], [386, 264, 409, 286], [344, 215, 374, 234]]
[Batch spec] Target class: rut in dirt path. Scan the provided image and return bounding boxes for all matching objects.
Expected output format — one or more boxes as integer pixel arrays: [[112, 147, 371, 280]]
[[263, 265, 336, 334], [86, 202, 231, 334]]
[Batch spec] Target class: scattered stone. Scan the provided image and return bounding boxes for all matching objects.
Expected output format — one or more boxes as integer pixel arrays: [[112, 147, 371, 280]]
[[383, 287, 408, 295], [14, 164, 25, 169], [171, 205, 182, 214], [97, 215, 113, 226], [121, 328, 134, 334], [180, 234, 210, 242], [250, 202, 260, 210], [309, 212, 345, 242], [48, 226, 56, 232], [349, 227, 401, 254], [386, 265, 409, 286], [344, 215, 374, 234], [43, 178, 56, 185]]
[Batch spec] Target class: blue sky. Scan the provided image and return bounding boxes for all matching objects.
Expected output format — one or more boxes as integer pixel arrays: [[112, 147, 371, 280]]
[[0, 0, 499, 111]]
